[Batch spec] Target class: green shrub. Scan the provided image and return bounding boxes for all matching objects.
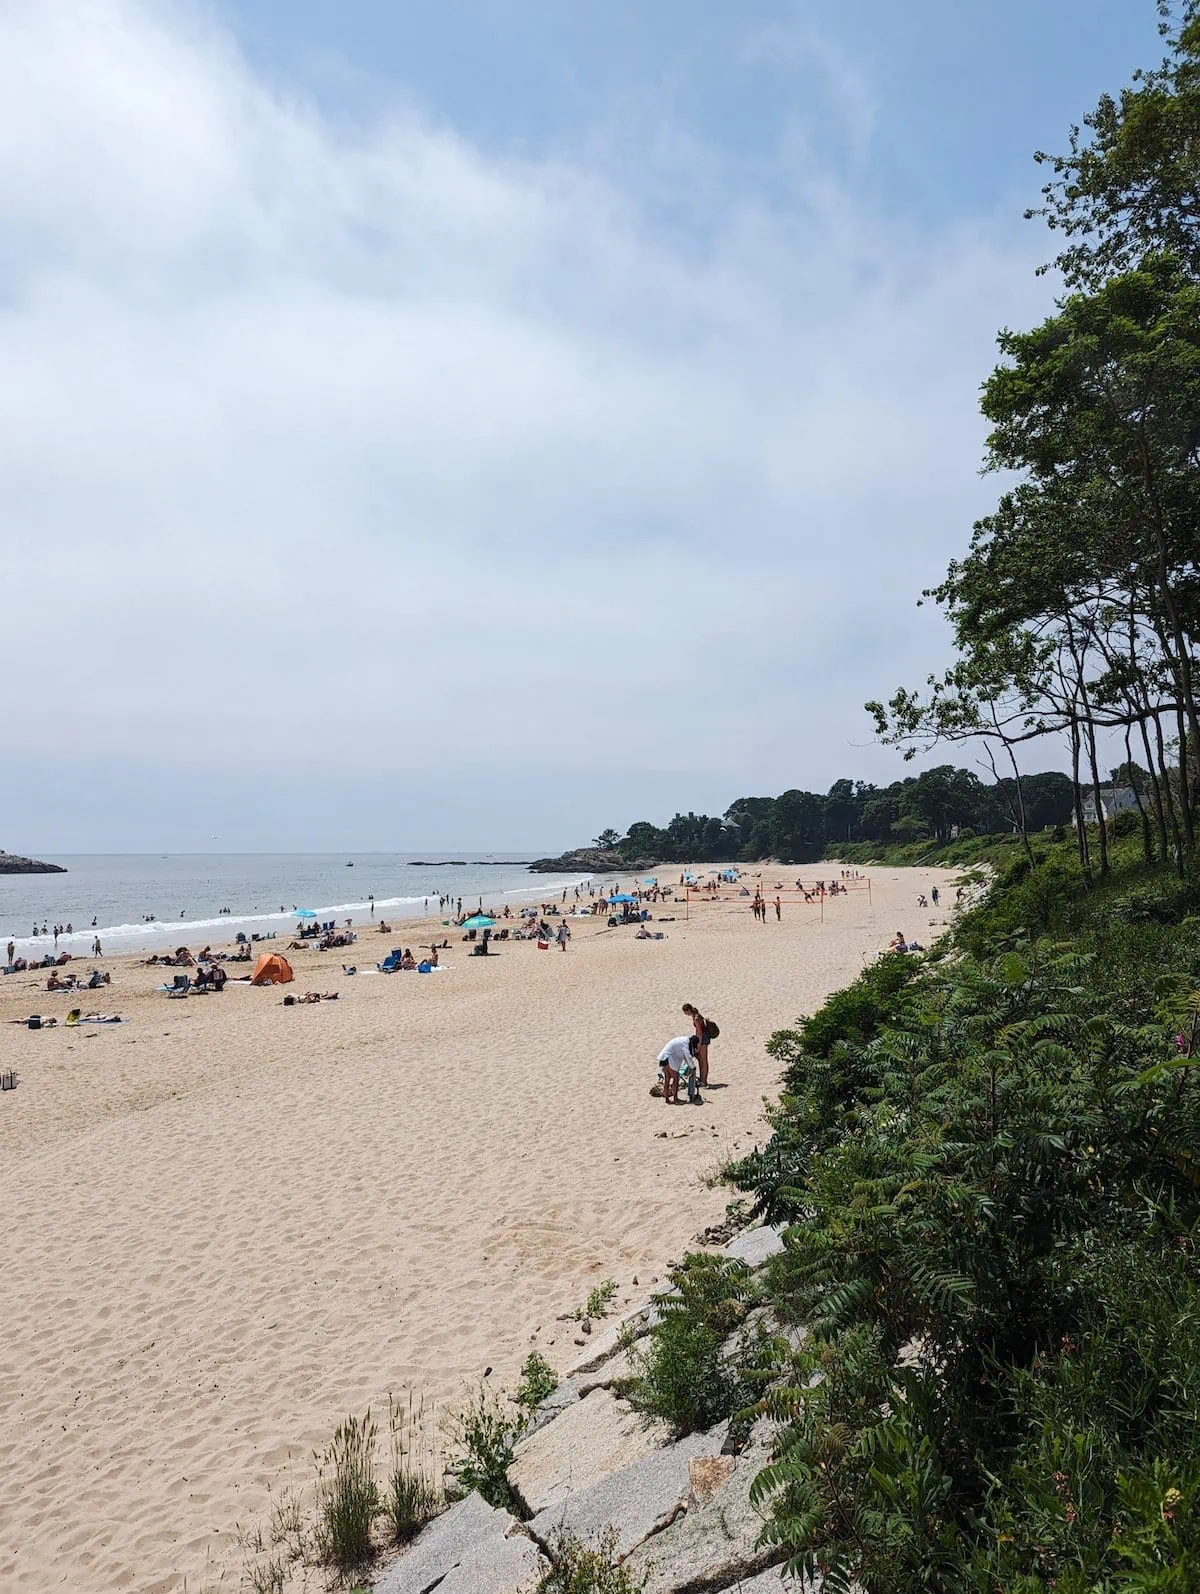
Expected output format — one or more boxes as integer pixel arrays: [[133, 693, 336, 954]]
[[1112, 808, 1143, 838], [790, 951, 917, 1065], [582, 1279, 618, 1321], [313, 1411, 380, 1575], [1111, 874, 1200, 925], [629, 1254, 772, 1437], [537, 1528, 648, 1592], [444, 1386, 525, 1511], [515, 1351, 558, 1411], [740, 896, 1200, 1593]]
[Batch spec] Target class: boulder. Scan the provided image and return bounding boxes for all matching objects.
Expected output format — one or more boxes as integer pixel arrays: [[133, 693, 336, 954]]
[[577, 1346, 637, 1396], [374, 1491, 545, 1594], [509, 1389, 671, 1517], [525, 1333, 643, 1439], [526, 1422, 728, 1562], [524, 1377, 585, 1437], [562, 1304, 652, 1378], [723, 1225, 786, 1269], [623, 1419, 780, 1593], [432, 1531, 547, 1594]]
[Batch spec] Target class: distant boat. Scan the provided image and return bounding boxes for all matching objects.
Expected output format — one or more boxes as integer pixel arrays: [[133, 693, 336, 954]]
[[346, 861, 354, 866]]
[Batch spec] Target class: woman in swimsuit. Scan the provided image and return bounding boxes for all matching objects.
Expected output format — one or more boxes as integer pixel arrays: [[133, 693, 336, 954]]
[[682, 1002, 710, 1086]]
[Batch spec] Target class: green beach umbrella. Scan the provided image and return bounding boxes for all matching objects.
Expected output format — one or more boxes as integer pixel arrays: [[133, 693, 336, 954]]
[[461, 915, 496, 929]]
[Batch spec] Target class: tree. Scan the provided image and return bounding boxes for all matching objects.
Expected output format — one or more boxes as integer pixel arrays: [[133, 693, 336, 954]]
[[769, 790, 826, 863], [593, 829, 621, 850], [1034, 4, 1200, 283]]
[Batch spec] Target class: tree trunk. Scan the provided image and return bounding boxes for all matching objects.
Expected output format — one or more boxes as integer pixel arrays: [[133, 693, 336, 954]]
[[1154, 710, 1185, 875], [1126, 722, 1154, 865], [1137, 714, 1170, 865], [1070, 717, 1092, 883], [1084, 718, 1110, 878], [1177, 707, 1195, 856]]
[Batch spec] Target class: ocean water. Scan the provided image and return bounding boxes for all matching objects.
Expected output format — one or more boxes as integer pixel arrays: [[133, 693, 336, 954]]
[[0, 853, 601, 956]]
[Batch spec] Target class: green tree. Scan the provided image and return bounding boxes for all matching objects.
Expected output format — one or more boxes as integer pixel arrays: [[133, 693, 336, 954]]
[[1035, 3, 1200, 282]]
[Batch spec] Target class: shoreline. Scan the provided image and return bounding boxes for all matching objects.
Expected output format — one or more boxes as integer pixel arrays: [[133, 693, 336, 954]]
[[0, 862, 963, 1591], [0, 871, 601, 959]]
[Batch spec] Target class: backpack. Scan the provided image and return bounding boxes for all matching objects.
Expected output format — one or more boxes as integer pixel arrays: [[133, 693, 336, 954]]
[[705, 1020, 720, 1039]]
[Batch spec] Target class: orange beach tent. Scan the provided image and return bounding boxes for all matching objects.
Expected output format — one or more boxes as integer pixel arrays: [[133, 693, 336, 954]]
[[250, 952, 293, 985]]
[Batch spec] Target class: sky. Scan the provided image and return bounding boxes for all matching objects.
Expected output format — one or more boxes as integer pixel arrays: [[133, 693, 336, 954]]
[[0, 0, 1165, 851]]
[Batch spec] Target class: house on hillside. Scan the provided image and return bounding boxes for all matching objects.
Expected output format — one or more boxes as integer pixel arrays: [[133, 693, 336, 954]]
[[1077, 786, 1140, 825]]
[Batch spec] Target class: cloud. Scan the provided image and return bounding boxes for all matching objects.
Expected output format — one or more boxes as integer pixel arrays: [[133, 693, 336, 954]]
[[0, 0, 1056, 848]]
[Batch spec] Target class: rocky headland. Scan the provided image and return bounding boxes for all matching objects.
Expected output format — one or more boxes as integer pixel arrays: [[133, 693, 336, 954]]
[[0, 850, 65, 874], [527, 848, 656, 875]]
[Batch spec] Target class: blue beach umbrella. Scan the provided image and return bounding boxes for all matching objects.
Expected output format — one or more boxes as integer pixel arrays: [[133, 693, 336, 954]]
[[296, 908, 317, 919], [461, 914, 496, 929], [641, 877, 657, 885], [609, 893, 636, 903]]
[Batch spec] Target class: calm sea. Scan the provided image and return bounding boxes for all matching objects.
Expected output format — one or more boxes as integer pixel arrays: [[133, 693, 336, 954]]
[[0, 853, 598, 956]]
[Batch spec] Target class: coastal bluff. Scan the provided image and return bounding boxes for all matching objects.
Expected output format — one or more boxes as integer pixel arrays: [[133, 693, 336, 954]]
[[0, 850, 64, 875], [527, 847, 656, 874]]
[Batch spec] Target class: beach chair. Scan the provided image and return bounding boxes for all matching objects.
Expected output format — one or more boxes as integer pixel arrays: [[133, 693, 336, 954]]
[[161, 973, 190, 997], [377, 953, 401, 973]]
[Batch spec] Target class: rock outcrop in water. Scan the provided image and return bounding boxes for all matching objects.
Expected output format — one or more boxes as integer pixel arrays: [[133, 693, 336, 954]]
[[0, 850, 65, 875], [527, 847, 657, 875]]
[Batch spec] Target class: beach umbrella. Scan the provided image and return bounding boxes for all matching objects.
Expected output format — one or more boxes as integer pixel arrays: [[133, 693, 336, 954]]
[[295, 909, 317, 919], [609, 893, 636, 903], [641, 877, 657, 884], [461, 914, 496, 929]]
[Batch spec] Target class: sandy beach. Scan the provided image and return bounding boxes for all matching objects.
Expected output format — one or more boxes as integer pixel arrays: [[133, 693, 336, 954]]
[[0, 865, 961, 1592]]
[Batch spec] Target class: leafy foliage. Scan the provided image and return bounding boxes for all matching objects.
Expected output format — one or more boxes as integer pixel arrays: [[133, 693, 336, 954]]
[[730, 858, 1200, 1593], [515, 1351, 558, 1412], [628, 1254, 774, 1438], [444, 1386, 526, 1512], [536, 1528, 648, 1593], [591, 765, 1075, 868]]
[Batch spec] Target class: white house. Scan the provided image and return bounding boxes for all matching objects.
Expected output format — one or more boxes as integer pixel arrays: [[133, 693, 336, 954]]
[[1078, 786, 1140, 825]]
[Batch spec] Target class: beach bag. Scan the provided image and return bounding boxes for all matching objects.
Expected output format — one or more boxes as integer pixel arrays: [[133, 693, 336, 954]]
[[706, 1020, 720, 1039]]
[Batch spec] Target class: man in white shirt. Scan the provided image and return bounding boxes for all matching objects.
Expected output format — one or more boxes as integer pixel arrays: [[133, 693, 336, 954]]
[[657, 1035, 701, 1105]]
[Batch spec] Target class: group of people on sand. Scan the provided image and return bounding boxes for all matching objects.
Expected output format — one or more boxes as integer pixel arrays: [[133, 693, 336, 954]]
[[45, 967, 110, 992], [654, 1002, 719, 1106]]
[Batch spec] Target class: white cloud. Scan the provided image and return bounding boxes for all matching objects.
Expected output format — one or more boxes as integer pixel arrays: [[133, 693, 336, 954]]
[[0, 0, 1057, 848]]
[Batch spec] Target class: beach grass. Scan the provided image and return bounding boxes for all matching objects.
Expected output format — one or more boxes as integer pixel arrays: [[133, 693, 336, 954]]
[[312, 1411, 380, 1575]]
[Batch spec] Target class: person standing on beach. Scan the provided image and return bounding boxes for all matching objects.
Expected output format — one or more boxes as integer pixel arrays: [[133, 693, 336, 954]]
[[774, 896, 781, 921], [931, 886, 939, 906], [5, 940, 13, 966], [93, 937, 102, 957], [682, 1002, 714, 1086]]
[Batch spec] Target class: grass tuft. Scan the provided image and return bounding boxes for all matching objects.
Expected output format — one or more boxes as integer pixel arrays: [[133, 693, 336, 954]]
[[312, 1410, 380, 1576], [384, 1390, 443, 1545]]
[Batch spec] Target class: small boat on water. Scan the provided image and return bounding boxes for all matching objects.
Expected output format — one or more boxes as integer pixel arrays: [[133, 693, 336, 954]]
[[346, 861, 354, 866]]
